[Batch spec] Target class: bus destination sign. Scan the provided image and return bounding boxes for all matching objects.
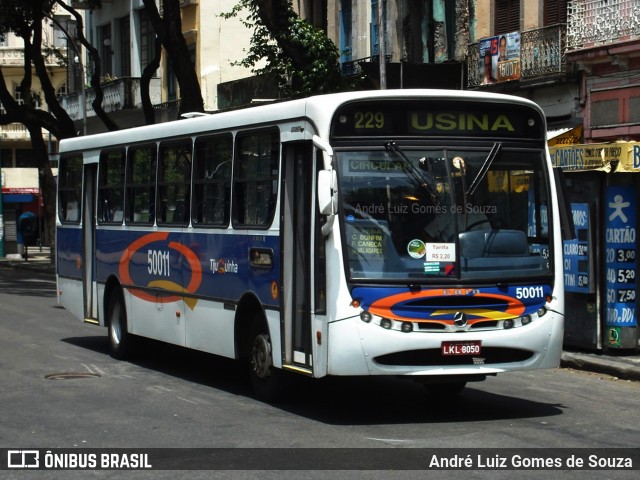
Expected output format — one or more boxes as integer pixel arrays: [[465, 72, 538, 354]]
[[331, 101, 543, 140]]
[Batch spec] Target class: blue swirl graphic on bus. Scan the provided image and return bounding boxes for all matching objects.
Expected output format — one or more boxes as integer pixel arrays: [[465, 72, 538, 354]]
[[351, 285, 551, 324]]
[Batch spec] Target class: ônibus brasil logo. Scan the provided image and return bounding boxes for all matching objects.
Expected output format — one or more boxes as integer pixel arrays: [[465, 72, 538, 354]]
[[118, 232, 202, 310]]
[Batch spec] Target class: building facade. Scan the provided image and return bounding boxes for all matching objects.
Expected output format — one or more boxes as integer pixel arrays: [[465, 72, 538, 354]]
[[0, 3, 71, 255], [61, 0, 257, 134], [555, 0, 640, 351]]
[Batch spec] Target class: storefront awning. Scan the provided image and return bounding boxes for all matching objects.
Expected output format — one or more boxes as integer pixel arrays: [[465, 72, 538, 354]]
[[549, 141, 640, 173], [548, 125, 583, 146], [3, 193, 35, 203]]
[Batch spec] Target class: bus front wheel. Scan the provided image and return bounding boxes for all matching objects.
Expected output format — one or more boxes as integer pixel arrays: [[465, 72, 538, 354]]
[[107, 290, 131, 360], [249, 323, 287, 402]]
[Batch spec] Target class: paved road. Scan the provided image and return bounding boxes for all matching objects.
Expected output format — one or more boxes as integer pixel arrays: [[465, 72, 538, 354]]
[[0, 266, 638, 479]]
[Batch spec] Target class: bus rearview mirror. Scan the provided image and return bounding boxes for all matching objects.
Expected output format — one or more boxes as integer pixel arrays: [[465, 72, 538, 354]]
[[318, 170, 337, 216]]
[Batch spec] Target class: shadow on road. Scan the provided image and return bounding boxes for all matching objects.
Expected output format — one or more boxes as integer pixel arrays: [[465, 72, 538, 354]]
[[0, 267, 56, 298], [62, 334, 565, 426]]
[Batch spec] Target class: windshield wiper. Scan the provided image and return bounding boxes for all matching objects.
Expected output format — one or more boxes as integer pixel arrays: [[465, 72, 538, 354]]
[[466, 142, 502, 196], [384, 141, 439, 204]]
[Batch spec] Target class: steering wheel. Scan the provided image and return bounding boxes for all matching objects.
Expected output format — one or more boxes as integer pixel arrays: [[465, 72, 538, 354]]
[[462, 218, 491, 231]]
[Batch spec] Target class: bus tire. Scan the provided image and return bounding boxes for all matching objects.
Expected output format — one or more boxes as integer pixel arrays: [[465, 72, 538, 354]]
[[107, 290, 131, 360], [248, 319, 288, 403]]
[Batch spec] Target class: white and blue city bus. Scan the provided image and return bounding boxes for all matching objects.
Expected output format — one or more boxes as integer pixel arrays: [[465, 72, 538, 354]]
[[56, 90, 566, 400]]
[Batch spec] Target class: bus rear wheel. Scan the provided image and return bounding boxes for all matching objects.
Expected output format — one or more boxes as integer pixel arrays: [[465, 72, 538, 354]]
[[107, 290, 131, 360], [249, 323, 287, 402]]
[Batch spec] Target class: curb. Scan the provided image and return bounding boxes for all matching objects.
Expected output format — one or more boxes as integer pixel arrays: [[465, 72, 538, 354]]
[[561, 351, 640, 382]]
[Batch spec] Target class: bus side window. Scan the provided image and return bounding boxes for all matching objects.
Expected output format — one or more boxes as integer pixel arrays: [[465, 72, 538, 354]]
[[97, 149, 125, 224], [232, 129, 279, 228], [58, 154, 83, 224], [193, 134, 232, 227], [126, 145, 157, 225], [158, 140, 192, 225]]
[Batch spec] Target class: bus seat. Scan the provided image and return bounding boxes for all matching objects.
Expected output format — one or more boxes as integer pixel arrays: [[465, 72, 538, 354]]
[[459, 229, 529, 258], [458, 231, 486, 259], [484, 230, 529, 257]]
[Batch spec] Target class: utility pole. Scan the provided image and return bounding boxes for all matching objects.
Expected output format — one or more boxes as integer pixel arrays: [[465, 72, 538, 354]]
[[378, 0, 386, 89]]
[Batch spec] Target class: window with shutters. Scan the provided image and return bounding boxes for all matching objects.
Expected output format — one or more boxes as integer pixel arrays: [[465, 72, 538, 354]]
[[495, 0, 520, 34], [544, 0, 567, 26]]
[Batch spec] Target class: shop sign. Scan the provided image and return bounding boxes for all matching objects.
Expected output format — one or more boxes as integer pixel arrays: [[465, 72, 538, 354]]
[[563, 203, 591, 293], [478, 31, 521, 85], [604, 186, 638, 328], [550, 142, 640, 172], [607, 327, 622, 347], [547, 125, 583, 146], [2, 187, 40, 194]]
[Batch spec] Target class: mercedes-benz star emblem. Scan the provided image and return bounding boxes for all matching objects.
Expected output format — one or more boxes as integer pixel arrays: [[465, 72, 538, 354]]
[[454, 312, 468, 327]]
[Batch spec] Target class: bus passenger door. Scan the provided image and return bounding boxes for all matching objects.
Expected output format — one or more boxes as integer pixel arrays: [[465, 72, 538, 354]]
[[281, 143, 314, 372], [82, 163, 98, 322]]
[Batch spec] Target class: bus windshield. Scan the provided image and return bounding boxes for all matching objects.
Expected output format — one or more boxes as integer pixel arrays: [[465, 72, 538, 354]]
[[337, 145, 552, 282]]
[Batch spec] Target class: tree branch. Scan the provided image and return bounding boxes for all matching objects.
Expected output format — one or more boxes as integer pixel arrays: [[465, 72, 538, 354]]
[[54, 0, 120, 131]]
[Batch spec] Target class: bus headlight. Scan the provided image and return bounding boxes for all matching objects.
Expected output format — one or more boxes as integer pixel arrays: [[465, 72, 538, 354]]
[[360, 311, 372, 323], [401, 322, 413, 333], [503, 319, 514, 329], [521, 315, 532, 326], [380, 318, 392, 329]]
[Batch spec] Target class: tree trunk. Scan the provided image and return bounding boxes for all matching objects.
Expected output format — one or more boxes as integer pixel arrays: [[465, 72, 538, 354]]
[[142, 0, 205, 117], [27, 125, 57, 260]]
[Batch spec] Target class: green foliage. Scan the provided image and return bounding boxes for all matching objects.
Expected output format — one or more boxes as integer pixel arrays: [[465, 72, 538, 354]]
[[221, 0, 362, 97]]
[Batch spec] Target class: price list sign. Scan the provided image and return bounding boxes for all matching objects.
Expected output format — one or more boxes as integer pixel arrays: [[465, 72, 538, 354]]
[[605, 186, 638, 329], [563, 203, 591, 293]]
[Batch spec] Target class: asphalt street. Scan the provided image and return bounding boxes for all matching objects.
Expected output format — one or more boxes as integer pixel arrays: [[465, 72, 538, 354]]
[[1, 248, 639, 382]]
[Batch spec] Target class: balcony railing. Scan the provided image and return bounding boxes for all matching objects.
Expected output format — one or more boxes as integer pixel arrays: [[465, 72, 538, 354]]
[[341, 55, 393, 77], [467, 24, 567, 88], [0, 47, 64, 68], [153, 100, 181, 124], [0, 122, 50, 142], [0, 122, 30, 141], [59, 76, 161, 121], [567, 0, 640, 50]]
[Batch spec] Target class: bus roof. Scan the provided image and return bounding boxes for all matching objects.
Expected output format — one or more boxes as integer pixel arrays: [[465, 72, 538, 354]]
[[58, 89, 545, 154]]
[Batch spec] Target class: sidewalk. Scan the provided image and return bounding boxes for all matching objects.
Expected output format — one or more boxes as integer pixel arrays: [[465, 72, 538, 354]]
[[1, 250, 639, 381], [561, 350, 640, 382], [0, 247, 55, 274]]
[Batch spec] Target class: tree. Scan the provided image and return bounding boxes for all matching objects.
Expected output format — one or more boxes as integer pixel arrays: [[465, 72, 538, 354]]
[[0, 0, 205, 256], [222, 0, 361, 97], [141, 0, 204, 116], [0, 0, 125, 256], [53, 1, 119, 131], [0, 0, 78, 254]]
